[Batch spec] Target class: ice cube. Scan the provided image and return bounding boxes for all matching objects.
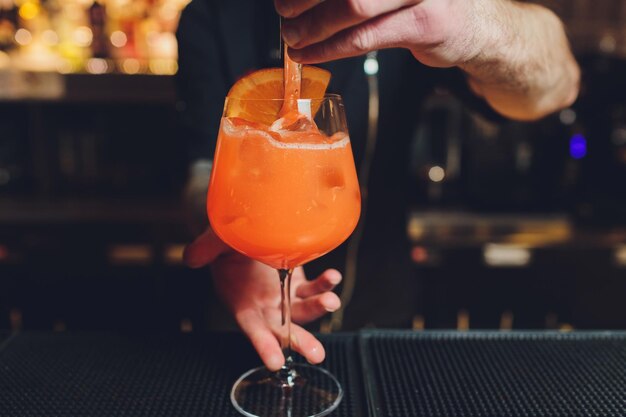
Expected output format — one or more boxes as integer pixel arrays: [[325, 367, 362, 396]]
[[238, 131, 277, 180], [270, 111, 319, 134], [222, 117, 265, 136]]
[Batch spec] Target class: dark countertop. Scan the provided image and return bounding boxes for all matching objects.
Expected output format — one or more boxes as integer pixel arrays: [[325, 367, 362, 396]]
[[0, 331, 625, 416]]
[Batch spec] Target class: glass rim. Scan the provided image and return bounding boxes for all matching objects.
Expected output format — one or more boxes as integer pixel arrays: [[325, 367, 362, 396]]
[[224, 93, 342, 103]]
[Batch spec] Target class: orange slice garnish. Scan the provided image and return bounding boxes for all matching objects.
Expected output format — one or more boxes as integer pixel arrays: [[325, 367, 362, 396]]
[[225, 66, 331, 125]]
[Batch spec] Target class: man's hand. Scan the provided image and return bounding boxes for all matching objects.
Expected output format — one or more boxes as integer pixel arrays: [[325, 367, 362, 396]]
[[277, 0, 481, 67], [276, 0, 580, 121], [184, 229, 342, 371]]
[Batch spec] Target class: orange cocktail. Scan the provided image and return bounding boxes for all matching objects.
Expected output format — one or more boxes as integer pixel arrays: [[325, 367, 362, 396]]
[[207, 114, 361, 269], [210, 48, 359, 416]]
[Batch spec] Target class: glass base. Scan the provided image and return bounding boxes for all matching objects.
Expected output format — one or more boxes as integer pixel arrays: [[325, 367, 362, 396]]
[[231, 364, 343, 417]]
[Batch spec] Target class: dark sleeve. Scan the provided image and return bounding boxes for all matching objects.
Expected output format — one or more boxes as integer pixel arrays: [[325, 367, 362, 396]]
[[176, 0, 229, 162]]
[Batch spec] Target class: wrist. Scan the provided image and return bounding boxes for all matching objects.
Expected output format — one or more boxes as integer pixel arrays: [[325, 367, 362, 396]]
[[457, 1, 579, 120], [458, 0, 519, 83], [461, 1, 558, 83]]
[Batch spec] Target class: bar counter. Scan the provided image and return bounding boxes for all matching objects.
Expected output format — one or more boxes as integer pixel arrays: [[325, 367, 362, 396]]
[[1, 331, 625, 416]]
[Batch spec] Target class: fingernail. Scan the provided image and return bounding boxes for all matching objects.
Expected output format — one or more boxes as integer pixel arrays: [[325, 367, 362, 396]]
[[267, 354, 284, 371], [325, 299, 340, 312], [324, 305, 339, 313], [328, 273, 341, 285], [282, 25, 300, 47], [307, 346, 323, 364]]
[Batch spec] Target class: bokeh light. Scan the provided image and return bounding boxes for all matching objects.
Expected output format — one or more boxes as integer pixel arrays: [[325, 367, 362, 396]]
[[121, 58, 140, 74], [428, 166, 446, 183], [18, 2, 40, 21], [14, 28, 32, 46], [110, 31, 127, 48], [86, 58, 108, 74], [73, 26, 93, 47], [42, 30, 60, 46], [569, 134, 587, 159]]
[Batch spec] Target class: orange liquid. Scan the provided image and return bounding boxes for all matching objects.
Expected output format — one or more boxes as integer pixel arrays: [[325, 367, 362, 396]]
[[207, 121, 361, 269]]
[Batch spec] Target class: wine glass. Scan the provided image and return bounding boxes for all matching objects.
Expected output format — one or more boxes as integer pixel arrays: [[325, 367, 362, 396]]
[[207, 94, 361, 417]]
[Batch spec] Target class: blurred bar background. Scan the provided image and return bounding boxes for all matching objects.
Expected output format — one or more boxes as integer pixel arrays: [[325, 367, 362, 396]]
[[0, 0, 625, 332]]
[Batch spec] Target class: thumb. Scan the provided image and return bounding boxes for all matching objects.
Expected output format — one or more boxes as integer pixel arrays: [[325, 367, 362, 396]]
[[183, 229, 230, 268]]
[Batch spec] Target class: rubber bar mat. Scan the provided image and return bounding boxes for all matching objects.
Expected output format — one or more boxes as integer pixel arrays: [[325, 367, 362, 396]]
[[0, 332, 363, 417], [359, 331, 626, 417]]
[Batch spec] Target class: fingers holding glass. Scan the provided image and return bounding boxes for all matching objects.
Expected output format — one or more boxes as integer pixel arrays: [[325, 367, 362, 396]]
[[290, 323, 326, 364], [236, 306, 327, 370], [236, 309, 285, 371]]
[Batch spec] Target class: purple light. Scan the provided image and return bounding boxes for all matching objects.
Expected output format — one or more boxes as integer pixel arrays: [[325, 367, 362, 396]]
[[570, 134, 587, 159]]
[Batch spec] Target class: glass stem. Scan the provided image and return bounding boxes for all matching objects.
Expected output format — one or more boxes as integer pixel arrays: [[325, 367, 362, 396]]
[[278, 268, 296, 388]]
